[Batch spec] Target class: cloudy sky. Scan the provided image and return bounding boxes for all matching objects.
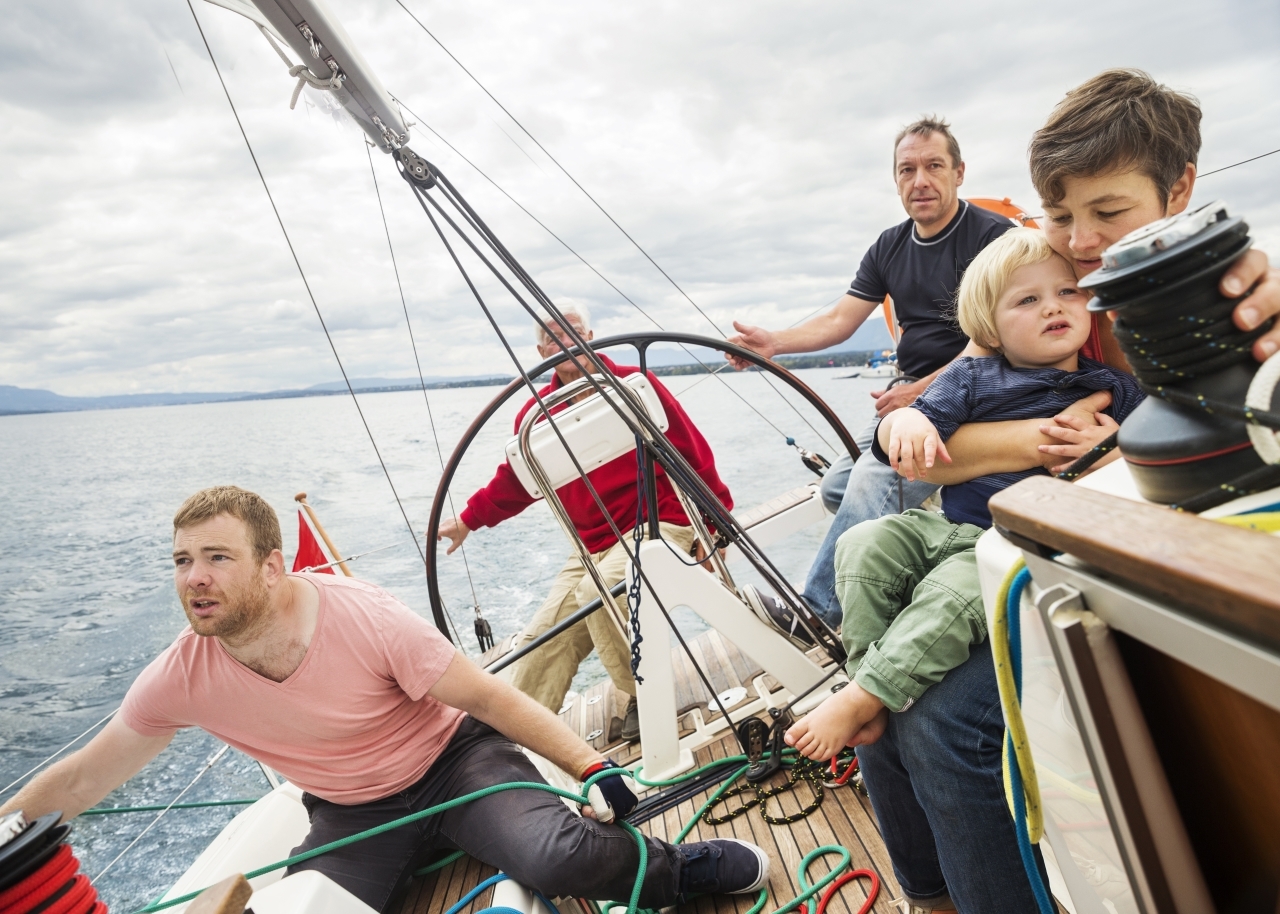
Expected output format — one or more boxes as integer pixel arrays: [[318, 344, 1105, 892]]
[[3, 0, 1278, 396]]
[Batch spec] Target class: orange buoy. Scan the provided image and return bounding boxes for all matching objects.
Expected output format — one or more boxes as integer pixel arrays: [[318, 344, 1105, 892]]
[[967, 197, 1039, 229]]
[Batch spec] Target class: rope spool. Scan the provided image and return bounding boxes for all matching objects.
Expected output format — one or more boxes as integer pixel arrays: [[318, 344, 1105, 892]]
[[0, 812, 107, 914]]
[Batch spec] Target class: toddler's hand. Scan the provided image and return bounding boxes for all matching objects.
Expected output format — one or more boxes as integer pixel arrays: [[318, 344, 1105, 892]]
[[888, 408, 951, 482]]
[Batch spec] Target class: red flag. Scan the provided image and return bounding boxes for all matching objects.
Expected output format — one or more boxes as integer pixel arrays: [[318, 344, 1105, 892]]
[[293, 509, 336, 574]]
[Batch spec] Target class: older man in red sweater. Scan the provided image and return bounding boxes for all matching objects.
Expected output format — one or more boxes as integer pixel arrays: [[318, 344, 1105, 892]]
[[438, 305, 733, 739]]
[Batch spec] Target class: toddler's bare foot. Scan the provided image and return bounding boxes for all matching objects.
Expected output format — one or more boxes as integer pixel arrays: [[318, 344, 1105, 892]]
[[784, 683, 885, 760]]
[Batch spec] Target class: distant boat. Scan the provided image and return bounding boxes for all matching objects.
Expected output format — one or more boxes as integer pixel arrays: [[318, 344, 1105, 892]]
[[839, 349, 897, 379]]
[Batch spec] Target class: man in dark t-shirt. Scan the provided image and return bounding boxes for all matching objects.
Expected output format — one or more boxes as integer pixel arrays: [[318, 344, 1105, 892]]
[[846, 199, 1013, 379], [728, 116, 1014, 628]]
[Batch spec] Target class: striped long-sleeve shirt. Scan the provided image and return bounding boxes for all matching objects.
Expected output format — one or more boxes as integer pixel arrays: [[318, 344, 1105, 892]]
[[873, 355, 1145, 527]]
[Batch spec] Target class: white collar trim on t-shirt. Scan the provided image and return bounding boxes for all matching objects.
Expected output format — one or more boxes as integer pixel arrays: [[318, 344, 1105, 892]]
[[911, 200, 969, 247]]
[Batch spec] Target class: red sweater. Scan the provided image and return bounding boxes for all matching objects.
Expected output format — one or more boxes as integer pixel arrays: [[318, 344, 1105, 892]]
[[460, 355, 733, 553]]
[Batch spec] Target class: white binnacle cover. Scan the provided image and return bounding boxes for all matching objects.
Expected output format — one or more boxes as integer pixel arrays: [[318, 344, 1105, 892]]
[[506, 373, 670, 500]]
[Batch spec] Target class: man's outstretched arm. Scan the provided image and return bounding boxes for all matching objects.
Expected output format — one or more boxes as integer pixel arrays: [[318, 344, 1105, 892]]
[[428, 651, 602, 779], [726, 294, 880, 369], [0, 716, 174, 822]]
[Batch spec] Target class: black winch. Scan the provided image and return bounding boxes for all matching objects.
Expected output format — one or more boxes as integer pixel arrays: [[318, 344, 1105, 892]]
[[1078, 201, 1280, 505]]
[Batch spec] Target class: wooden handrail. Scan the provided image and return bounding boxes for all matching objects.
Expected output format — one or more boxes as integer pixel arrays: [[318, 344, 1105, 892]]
[[988, 476, 1280, 652]]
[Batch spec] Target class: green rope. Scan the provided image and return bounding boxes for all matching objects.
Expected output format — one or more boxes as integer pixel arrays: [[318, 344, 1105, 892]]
[[82, 800, 261, 815], [630, 749, 797, 788], [784, 846, 852, 914], [132, 781, 646, 914], [415, 850, 467, 877], [675, 766, 750, 843], [138, 750, 854, 914]]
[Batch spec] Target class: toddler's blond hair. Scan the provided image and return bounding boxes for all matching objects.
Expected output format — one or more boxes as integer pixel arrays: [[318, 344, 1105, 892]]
[[956, 228, 1061, 351]]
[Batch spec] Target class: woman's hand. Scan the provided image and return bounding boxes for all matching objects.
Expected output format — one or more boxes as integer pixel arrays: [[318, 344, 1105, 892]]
[[1038, 411, 1119, 475], [1223, 248, 1280, 361]]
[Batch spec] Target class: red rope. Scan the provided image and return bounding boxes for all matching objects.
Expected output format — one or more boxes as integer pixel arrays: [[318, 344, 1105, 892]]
[[38, 874, 96, 914], [0, 844, 76, 912], [816, 869, 880, 914], [827, 754, 859, 786], [0, 839, 107, 914]]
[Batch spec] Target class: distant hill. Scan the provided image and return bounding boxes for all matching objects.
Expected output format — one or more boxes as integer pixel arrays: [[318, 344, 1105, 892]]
[[0, 386, 243, 415], [1, 347, 887, 417], [0, 376, 513, 416], [304, 375, 518, 391]]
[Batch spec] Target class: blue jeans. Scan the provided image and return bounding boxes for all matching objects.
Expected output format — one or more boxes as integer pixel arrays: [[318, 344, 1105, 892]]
[[856, 641, 1049, 912], [804, 418, 940, 627]]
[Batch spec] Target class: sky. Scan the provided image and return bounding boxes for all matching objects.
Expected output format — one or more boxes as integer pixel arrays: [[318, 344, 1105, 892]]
[[2, 0, 1279, 396]]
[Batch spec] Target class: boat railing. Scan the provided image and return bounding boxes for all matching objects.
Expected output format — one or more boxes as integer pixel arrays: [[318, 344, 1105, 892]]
[[987, 475, 1280, 914]]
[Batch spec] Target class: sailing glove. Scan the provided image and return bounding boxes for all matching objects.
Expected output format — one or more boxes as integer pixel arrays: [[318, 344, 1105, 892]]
[[582, 759, 637, 823]]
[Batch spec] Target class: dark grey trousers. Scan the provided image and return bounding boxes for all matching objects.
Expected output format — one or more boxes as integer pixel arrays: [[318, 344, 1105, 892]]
[[286, 717, 682, 913]]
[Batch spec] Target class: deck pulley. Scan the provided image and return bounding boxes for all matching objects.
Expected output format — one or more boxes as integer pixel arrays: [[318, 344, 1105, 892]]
[[395, 147, 438, 188]]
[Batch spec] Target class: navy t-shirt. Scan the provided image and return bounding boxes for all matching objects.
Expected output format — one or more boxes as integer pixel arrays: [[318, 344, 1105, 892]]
[[872, 356, 1146, 528], [848, 201, 1015, 377]]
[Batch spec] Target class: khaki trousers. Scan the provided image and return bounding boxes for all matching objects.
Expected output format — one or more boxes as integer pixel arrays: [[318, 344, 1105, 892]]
[[509, 522, 696, 712]]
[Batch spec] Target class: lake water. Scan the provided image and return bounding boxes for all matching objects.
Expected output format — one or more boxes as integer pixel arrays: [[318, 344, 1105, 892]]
[[0, 363, 878, 911]]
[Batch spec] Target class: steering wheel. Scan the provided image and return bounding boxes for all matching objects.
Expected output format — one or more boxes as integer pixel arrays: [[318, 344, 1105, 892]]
[[423, 331, 860, 639]]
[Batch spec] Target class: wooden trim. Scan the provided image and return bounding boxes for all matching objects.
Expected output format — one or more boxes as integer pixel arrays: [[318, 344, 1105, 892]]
[[988, 476, 1280, 651], [186, 874, 252, 914]]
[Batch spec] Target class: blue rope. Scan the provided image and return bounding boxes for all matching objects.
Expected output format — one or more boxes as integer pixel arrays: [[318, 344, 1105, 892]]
[[443, 874, 560, 914], [1005, 567, 1054, 914], [628, 436, 647, 682]]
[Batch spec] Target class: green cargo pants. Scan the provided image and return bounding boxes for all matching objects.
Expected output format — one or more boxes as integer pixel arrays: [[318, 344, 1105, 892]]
[[833, 508, 987, 712]]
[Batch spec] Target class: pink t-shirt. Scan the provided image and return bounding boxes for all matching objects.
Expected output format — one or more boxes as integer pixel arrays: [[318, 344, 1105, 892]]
[[121, 573, 466, 805]]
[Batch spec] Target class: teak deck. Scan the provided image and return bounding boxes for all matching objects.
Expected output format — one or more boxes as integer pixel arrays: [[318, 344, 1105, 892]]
[[398, 632, 903, 914]]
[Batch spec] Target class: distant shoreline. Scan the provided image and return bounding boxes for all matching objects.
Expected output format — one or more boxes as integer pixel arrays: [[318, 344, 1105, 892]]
[[0, 349, 878, 417]]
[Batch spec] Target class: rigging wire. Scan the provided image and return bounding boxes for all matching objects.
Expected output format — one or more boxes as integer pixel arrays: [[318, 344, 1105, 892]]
[[418, 160, 838, 640], [390, 96, 664, 332], [987, 146, 1280, 223], [671, 293, 848, 399], [92, 744, 230, 884], [299, 539, 401, 573], [182, 0, 462, 643], [0, 709, 118, 797], [390, 95, 835, 452], [406, 181, 751, 750], [400, 157, 847, 738], [1199, 145, 1280, 178], [387, 4, 839, 454], [426, 168, 844, 664], [364, 142, 483, 632]]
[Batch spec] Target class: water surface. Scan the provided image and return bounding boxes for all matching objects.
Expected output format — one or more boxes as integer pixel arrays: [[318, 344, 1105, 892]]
[[0, 364, 877, 910]]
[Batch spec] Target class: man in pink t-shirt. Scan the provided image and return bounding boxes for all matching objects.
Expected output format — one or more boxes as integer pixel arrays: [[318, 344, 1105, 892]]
[[1, 486, 768, 913]]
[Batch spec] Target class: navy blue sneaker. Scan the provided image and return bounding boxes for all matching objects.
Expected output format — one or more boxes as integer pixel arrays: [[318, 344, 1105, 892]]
[[676, 838, 770, 901], [743, 585, 816, 648]]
